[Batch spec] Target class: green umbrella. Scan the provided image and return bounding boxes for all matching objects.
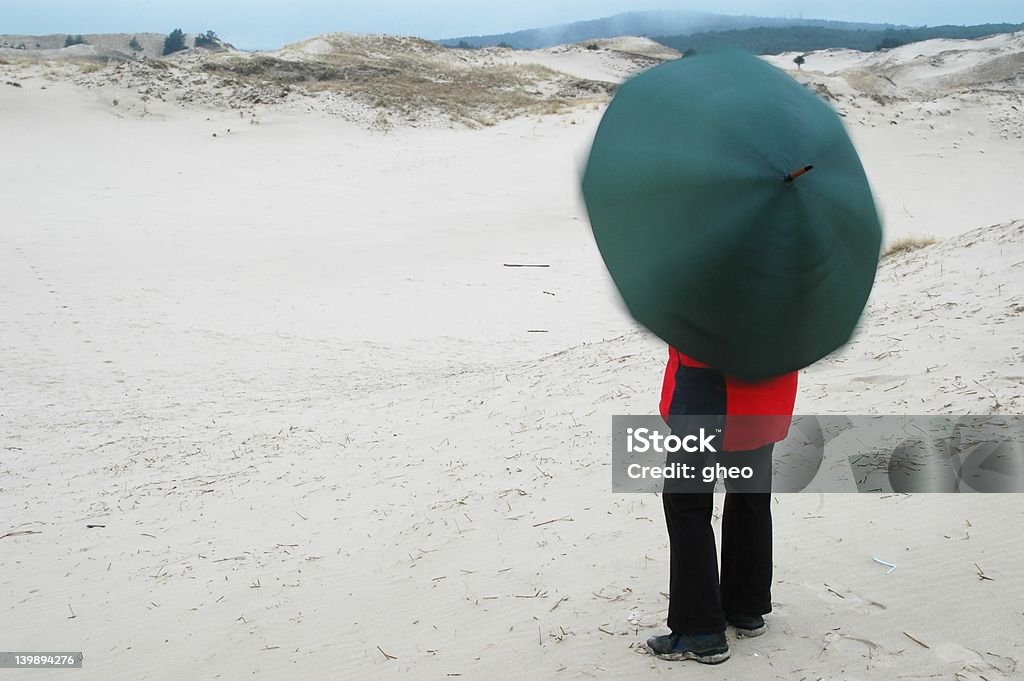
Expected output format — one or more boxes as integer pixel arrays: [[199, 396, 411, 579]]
[[581, 51, 882, 381]]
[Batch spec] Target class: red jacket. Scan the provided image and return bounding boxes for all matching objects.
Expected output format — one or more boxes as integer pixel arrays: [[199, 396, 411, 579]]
[[659, 347, 797, 451]]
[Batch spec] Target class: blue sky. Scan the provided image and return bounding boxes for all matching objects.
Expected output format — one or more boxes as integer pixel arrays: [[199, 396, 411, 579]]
[[3, 1, 1023, 49]]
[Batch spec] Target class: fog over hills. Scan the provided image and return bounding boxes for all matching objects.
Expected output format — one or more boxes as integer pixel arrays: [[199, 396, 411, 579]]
[[438, 9, 896, 49]]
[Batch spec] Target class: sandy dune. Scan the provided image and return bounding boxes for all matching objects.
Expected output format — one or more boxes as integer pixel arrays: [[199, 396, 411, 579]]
[[0, 32, 230, 61], [1, 31, 1023, 680]]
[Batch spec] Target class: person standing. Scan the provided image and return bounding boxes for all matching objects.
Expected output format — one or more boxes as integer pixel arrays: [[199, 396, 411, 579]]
[[646, 346, 798, 664]]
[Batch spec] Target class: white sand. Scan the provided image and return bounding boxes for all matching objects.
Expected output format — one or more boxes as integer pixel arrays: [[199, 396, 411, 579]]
[[486, 37, 682, 83], [2, 33, 1023, 680]]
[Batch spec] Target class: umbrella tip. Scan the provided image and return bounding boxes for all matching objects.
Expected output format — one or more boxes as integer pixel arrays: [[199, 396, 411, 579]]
[[783, 165, 814, 184]]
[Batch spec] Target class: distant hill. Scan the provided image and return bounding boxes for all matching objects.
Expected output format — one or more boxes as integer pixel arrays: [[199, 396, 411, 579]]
[[438, 10, 895, 49], [655, 23, 1024, 55]]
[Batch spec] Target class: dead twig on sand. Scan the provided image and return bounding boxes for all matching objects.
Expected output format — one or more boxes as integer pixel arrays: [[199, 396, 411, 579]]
[[975, 563, 995, 581], [503, 263, 550, 268], [841, 634, 881, 653], [593, 591, 625, 602], [904, 632, 930, 649], [972, 380, 1002, 410], [376, 645, 397, 661], [824, 584, 846, 599], [550, 596, 569, 612], [532, 516, 573, 528], [514, 590, 547, 599], [0, 530, 42, 539]]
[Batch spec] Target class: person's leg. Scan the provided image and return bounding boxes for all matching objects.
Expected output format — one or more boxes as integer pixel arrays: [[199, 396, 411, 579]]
[[648, 485, 729, 663], [651, 374, 730, 662], [720, 444, 774, 633], [720, 492, 772, 614], [662, 488, 725, 635]]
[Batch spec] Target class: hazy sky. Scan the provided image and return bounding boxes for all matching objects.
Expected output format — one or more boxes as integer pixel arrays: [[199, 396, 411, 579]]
[[4, 1, 1023, 49]]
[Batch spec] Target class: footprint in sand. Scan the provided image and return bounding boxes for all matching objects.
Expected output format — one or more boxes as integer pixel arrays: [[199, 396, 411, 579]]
[[933, 642, 1018, 680]]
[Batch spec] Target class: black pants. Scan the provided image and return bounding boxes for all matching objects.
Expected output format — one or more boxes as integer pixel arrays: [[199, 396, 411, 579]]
[[662, 444, 774, 635]]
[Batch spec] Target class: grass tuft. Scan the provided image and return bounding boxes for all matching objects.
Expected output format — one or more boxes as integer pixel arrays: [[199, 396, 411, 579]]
[[883, 236, 938, 258]]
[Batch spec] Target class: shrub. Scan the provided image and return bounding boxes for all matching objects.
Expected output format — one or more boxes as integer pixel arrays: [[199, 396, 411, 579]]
[[128, 36, 142, 52], [194, 30, 219, 49], [64, 35, 87, 48]]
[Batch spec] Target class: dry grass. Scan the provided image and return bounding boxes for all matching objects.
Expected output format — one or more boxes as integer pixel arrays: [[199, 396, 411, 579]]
[[884, 235, 938, 257], [16, 33, 622, 128], [199, 40, 614, 125], [0, 54, 35, 68]]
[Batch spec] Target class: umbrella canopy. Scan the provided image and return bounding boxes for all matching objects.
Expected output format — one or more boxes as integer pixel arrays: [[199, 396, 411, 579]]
[[581, 51, 882, 381]]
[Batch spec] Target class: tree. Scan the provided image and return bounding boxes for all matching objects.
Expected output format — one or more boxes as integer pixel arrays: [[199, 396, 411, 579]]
[[128, 36, 142, 52], [162, 28, 187, 55], [875, 37, 904, 51], [194, 30, 219, 49], [793, 54, 806, 70], [64, 34, 86, 48]]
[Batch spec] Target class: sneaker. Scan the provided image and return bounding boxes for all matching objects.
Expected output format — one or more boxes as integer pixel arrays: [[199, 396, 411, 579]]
[[726, 613, 767, 638], [645, 631, 730, 664]]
